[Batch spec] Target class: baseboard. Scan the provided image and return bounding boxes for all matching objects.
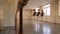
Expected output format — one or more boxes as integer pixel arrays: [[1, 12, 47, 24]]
[[23, 19, 60, 25]]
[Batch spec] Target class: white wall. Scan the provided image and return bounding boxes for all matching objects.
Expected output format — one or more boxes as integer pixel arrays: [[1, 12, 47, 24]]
[[23, 9, 32, 20], [2, 0, 32, 27], [31, 0, 60, 24], [55, 0, 60, 24], [1, 0, 60, 27], [3, 0, 15, 27], [48, 0, 60, 23]]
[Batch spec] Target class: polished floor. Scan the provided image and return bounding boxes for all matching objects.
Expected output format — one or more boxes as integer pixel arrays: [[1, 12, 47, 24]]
[[0, 20, 60, 34]]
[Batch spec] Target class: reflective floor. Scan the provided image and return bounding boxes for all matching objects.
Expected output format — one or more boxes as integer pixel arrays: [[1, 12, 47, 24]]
[[0, 20, 60, 34]]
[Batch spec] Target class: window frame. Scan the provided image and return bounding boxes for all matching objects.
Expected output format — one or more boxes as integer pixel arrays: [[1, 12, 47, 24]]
[[43, 4, 50, 16]]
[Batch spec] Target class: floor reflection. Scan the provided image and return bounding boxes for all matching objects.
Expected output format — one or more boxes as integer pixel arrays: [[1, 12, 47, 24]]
[[35, 21, 40, 32], [43, 25, 51, 34], [0, 20, 60, 34]]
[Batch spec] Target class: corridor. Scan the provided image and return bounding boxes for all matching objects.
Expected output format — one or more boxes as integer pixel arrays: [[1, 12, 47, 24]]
[[0, 0, 60, 34]]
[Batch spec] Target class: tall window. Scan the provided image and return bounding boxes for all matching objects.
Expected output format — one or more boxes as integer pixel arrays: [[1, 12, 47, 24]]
[[43, 4, 50, 16]]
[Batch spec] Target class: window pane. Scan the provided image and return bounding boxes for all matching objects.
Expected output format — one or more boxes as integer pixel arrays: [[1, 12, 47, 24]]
[[47, 7, 50, 16], [43, 8, 46, 16], [43, 4, 50, 8], [43, 4, 50, 16]]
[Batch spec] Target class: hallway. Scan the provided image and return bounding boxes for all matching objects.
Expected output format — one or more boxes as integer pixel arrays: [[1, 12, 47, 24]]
[[0, 20, 60, 34], [0, 0, 60, 34]]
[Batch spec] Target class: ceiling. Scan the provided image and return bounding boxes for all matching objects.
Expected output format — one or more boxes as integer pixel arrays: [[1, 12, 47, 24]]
[[24, 0, 50, 9], [0, 0, 50, 9]]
